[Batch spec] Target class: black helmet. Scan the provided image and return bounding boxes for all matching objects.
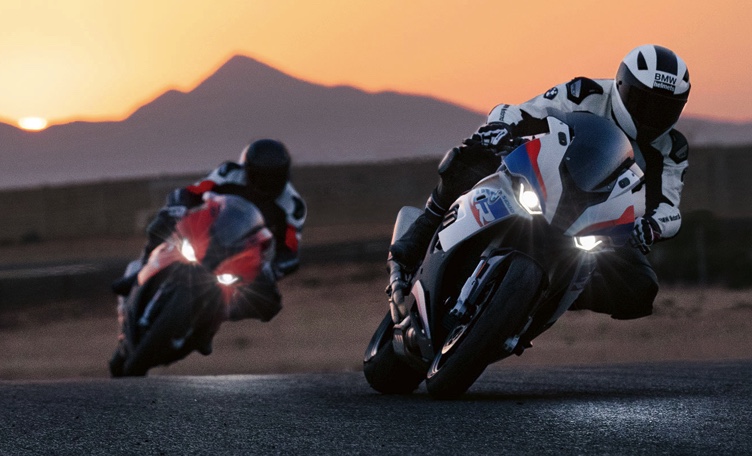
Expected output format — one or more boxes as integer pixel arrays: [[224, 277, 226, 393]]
[[239, 139, 291, 199], [612, 45, 690, 142]]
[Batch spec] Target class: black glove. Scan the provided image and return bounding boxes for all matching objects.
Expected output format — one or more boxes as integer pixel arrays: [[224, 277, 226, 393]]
[[469, 122, 520, 155], [273, 251, 300, 279], [470, 122, 512, 147], [631, 216, 661, 254]]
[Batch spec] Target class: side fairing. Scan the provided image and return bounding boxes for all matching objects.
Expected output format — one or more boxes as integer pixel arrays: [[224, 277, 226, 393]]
[[564, 164, 645, 240], [437, 173, 529, 252]]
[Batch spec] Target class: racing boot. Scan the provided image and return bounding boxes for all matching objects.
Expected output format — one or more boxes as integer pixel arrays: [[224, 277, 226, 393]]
[[389, 193, 447, 272]]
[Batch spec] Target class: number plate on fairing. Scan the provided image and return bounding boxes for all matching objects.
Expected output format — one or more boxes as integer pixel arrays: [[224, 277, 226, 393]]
[[437, 173, 528, 251]]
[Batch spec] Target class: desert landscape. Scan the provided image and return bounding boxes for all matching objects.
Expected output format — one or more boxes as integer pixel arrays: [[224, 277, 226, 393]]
[[1, 232, 751, 381]]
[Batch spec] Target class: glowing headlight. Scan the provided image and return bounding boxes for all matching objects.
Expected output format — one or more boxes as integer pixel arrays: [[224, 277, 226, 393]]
[[217, 274, 240, 285], [180, 239, 198, 262], [518, 183, 542, 215], [574, 236, 603, 251]]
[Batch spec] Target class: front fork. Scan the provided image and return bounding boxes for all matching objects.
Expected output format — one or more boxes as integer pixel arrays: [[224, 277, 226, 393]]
[[389, 250, 527, 369]]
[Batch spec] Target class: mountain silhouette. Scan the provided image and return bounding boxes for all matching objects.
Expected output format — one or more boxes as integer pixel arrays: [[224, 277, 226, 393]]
[[0, 56, 485, 189], [0, 55, 750, 190]]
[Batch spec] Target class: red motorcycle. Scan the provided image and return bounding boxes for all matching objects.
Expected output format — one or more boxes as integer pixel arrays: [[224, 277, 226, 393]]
[[109, 193, 274, 377]]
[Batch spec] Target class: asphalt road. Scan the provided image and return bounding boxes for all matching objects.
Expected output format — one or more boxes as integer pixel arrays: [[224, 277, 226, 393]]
[[2, 360, 750, 455]]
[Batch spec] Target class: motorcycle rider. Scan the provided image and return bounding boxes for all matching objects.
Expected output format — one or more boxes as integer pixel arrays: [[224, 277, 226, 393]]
[[112, 138, 307, 338], [389, 44, 690, 320]]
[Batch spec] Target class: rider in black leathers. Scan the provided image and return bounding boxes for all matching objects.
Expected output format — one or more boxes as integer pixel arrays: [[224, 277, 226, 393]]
[[111, 139, 307, 354]]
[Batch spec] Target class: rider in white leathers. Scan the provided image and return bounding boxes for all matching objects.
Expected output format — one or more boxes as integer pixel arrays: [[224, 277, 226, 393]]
[[390, 44, 691, 320]]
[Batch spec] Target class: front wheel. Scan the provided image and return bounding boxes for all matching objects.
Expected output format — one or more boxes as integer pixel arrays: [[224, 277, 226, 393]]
[[363, 312, 425, 394], [118, 266, 219, 377], [425, 255, 544, 399]]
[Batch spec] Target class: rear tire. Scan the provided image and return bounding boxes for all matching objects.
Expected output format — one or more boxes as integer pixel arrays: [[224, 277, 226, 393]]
[[363, 312, 425, 394], [425, 255, 544, 399]]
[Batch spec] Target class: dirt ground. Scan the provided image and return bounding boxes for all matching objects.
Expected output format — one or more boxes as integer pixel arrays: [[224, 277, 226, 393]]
[[2, 251, 751, 380]]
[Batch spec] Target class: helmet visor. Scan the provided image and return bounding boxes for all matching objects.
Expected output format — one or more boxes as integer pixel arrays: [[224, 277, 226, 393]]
[[247, 167, 288, 198], [618, 81, 687, 133]]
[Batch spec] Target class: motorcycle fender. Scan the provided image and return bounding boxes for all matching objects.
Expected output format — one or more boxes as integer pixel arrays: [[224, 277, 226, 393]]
[[137, 241, 186, 286], [545, 252, 597, 326], [409, 280, 431, 341], [438, 173, 529, 252]]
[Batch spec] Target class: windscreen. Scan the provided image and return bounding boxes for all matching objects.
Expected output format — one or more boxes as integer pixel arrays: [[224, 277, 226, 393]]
[[561, 112, 634, 192], [210, 194, 265, 250]]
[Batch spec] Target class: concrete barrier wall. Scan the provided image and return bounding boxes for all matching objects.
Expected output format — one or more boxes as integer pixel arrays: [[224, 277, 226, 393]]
[[0, 146, 749, 243], [0, 159, 440, 243]]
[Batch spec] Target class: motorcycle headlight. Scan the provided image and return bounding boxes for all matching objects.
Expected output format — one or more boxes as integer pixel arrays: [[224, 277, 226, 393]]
[[574, 236, 603, 251], [516, 181, 542, 215], [180, 239, 198, 262], [217, 273, 240, 286]]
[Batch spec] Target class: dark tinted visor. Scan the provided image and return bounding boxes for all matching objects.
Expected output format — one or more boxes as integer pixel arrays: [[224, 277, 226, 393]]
[[247, 167, 288, 198], [618, 73, 687, 132]]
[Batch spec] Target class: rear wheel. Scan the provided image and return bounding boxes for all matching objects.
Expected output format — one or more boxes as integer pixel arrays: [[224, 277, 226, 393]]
[[363, 312, 425, 394], [425, 255, 544, 399]]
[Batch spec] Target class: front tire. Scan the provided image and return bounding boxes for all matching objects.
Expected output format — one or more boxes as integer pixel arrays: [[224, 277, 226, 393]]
[[363, 312, 425, 394], [425, 255, 544, 399], [119, 265, 218, 376], [121, 284, 193, 376]]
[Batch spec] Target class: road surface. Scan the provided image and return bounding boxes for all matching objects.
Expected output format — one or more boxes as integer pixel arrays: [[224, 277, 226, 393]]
[[2, 360, 751, 455]]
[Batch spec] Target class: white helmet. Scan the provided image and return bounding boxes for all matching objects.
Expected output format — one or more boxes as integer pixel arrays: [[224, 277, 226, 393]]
[[611, 45, 690, 142]]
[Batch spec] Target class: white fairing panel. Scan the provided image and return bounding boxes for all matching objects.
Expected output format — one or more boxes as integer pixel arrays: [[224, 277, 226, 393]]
[[437, 173, 527, 252], [564, 164, 645, 236]]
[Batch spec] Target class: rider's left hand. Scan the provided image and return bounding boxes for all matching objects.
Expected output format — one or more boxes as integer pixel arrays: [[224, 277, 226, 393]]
[[631, 216, 661, 254]]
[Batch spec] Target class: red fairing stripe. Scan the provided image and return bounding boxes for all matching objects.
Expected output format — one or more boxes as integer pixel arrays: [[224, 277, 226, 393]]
[[285, 225, 299, 253], [175, 200, 220, 261], [526, 139, 547, 200], [186, 180, 216, 195], [576, 205, 635, 236]]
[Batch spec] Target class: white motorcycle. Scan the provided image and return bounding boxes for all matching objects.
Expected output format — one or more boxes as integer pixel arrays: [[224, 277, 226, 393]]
[[364, 111, 645, 399]]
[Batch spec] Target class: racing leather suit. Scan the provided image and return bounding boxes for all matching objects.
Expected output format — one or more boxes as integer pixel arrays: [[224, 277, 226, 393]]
[[429, 77, 688, 319]]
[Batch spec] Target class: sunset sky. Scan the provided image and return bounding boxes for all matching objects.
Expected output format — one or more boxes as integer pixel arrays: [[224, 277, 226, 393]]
[[1, 0, 750, 129]]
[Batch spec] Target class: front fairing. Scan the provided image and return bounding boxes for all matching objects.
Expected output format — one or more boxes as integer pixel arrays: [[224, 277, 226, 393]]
[[502, 114, 644, 245], [139, 194, 272, 306], [408, 113, 645, 352]]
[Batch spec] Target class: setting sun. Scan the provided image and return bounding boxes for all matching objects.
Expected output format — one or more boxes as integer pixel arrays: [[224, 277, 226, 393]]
[[18, 117, 49, 131]]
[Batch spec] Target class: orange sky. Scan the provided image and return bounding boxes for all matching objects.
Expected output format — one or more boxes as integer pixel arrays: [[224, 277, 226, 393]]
[[1, 0, 750, 128]]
